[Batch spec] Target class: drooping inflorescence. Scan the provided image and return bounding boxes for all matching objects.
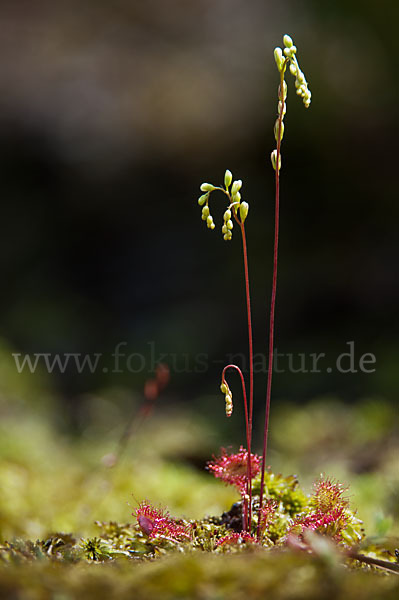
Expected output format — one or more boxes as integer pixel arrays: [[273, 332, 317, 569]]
[[276, 34, 311, 107], [220, 379, 233, 417], [271, 34, 311, 172], [198, 170, 249, 241]]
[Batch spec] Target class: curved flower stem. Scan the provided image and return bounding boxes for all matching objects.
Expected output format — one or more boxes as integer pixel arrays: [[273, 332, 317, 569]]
[[238, 221, 254, 528], [221, 363, 251, 531], [257, 66, 286, 541]]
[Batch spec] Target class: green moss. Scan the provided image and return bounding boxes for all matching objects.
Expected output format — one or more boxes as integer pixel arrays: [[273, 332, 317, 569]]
[[1, 547, 399, 600], [253, 471, 308, 517], [0, 392, 398, 595]]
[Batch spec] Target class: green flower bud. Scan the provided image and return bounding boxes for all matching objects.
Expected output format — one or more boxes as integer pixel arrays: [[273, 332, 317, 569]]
[[223, 209, 232, 222], [202, 205, 210, 218], [271, 149, 282, 171], [200, 183, 215, 192], [289, 63, 297, 76], [232, 191, 241, 205], [274, 119, 285, 142], [274, 47, 284, 71], [224, 169, 233, 189], [283, 34, 293, 48], [221, 224, 228, 234], [225, 393, 233, 417], [226, 219, 233, 230], [198, 193, 208, 206], [231, 180, 242, 195], [239, 201, 249, 222], [223, 232, 232, 241], [296, 71, 305, 84], [278, 100, 286, 117], [206, 215, 214, 228], [220, 382, 227, 394]]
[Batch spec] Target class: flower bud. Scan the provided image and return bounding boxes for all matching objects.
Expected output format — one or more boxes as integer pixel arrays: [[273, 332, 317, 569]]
[[220, 383, 227, 394], [239, 201, 249, 222], [200, 183, 215, 192], [274, 119, 285, 142], [283, 34, 293, 48], [289, 63, 297, 76], [296, 71, 305, 84], [271, 149, 282, 171], [206, 215, 214, 228], [198, 193, 208, 206], [232, 191, 241, 205], [226, 219, 233, 230], [278, 100, 286, 117], [304, 92, 311, 108], [225, 393, 233, 417], [223, 209, 232, 222], [231, 180, 242, 195], [202, 205, 210, 218], [224, 169, 232, 189], [223, 233, 232, 241], [222, 224, 228, 235], [274, 47, 284, 71]]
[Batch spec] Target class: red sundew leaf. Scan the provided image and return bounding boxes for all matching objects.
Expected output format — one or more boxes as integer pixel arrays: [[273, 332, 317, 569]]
[[207, 446, 261, 494], [138, 515, 154, 536], [135, 500, 192, 542]]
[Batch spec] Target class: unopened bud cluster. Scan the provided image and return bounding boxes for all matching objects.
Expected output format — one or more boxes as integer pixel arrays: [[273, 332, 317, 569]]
[[198, 184, 216, 230], [197, 170, 249, 241], [220, 380, 233, 417], [276, 34, 311, 107], [271, 35, 311, 171]]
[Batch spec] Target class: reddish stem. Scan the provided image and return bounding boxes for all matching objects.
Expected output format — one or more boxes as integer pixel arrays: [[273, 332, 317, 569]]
[[257, 69, 285, 540], [222, 363, 251, 531], [238, 222, 254, 528]]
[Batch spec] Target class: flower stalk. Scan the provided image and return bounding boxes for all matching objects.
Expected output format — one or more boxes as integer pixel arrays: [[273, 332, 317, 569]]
[[257, 34, 311, 540], [197, 34, 311, 539]]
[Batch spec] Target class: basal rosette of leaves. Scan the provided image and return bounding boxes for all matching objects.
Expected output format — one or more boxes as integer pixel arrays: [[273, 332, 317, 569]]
[[0, 465, 390, 567]]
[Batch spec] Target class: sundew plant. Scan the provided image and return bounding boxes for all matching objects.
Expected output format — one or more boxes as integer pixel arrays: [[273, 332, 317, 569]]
[[124, 35, 396, 567], [2, 35, 398, 582], [198, 33, 311, 539]]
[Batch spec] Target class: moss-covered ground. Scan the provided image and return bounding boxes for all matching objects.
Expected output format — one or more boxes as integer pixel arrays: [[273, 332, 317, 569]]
[[0, 362, 398, 598]]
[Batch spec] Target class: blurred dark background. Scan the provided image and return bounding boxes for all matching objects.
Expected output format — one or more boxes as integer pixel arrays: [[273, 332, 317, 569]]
[[0, 0, 398, 430]]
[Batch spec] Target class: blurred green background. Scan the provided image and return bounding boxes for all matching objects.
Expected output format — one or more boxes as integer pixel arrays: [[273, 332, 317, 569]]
[[0, 0, 398, 541]]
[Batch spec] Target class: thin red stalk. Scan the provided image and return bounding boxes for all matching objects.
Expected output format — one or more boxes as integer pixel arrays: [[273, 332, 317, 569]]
[[222, 363, 250, 531], [257, 69, 285, 540], [238, 222, 254, 528]]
